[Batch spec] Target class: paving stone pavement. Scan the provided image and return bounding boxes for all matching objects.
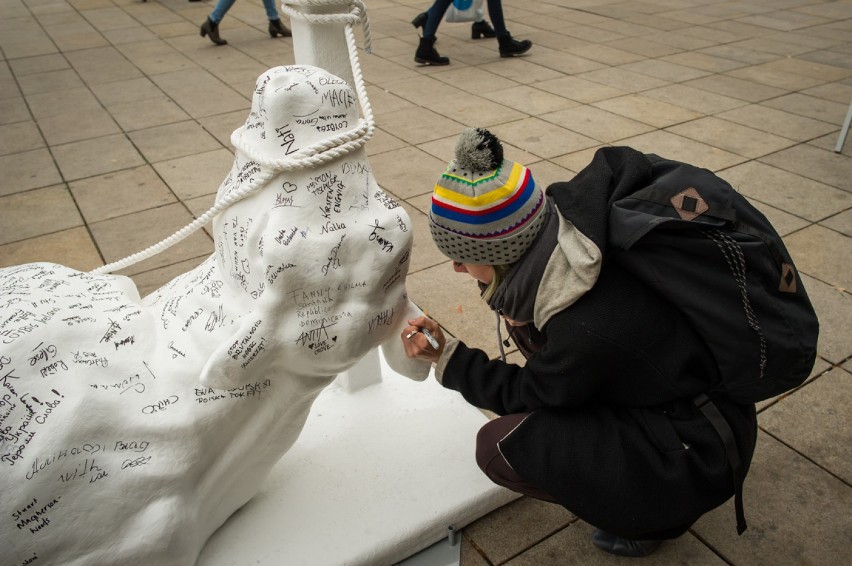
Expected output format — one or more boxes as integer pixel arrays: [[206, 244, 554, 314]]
[[1, 0, 850, 564]]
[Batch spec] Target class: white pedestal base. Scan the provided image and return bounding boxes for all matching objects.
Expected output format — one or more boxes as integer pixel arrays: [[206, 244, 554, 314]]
[[198, 352, 519, 565]]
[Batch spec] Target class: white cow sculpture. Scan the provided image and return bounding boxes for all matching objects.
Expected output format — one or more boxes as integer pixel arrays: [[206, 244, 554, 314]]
[[0, 65, 430, 566]]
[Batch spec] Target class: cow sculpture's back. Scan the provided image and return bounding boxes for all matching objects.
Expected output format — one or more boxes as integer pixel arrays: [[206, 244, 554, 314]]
[[0, 65, 429, 566]]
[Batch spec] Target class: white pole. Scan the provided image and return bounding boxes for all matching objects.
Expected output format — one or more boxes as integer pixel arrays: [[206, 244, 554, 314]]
[[286, 0, 357, 90], [284, 1, 381, 392]]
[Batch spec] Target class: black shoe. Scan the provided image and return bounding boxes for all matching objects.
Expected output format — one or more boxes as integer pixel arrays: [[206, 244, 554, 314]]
[[471, 20, 496, 39], [497, 34, 531, 58], [411, 11, 427, 30], [268, 18, 291, 38], [592, 529, 662, 557], [200, 17, 227, 46], [415, 36, 449, 66]]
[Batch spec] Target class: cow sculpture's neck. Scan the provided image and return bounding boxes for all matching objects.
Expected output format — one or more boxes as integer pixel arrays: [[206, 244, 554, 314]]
[[0, 65, 429, 566]]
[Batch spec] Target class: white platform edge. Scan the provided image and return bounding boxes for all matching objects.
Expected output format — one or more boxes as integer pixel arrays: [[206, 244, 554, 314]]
[[198, 350, 519, 565]]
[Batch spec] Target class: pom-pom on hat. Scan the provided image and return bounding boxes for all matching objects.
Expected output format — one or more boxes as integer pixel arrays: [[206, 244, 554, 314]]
[[429, 128, 547, 265]]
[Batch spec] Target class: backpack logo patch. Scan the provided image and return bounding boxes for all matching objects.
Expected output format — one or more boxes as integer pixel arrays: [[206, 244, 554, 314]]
[[670, 187, 708, 221], [779, 263, 798, 293]]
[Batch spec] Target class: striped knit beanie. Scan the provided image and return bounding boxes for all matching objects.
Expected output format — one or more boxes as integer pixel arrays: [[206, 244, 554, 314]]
[[429, 128, 547, 265]]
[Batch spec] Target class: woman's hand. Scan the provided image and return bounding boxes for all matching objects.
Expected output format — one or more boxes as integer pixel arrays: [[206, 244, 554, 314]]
[[401, 316, 445, 364]]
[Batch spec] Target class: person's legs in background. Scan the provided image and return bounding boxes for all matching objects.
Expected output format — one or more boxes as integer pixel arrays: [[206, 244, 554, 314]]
[[413, 0, 453, 65], [264, 0, 292, 38], [208, 0, 236, 24], [200, 0, 236, 46], [485, 0, 531, 57]]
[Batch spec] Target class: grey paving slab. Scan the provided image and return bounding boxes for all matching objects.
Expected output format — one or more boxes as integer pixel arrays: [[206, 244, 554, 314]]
[[660, 51, 750, 73], [149, 67, 250, 119], [504, 49, 603, 78], [822, 207, 852, 237], [16, 67, 85, 96], [399, 199, 447, 274], [36, 105, 122, 146], [480, 85, 577, 116], [0, 148, 62, 197], [8, 53, 71, 77], [535, 75, 626, 104], [760, 367, 852, 483], [577, 66, 670, 93], [406, 263, 501, 360], [64, 45, 143, 84], [463, 497, 573, 565], [763, 92, 850, 124], [151, 147, 233, 201], [430, 66, 520, 95], [116, 39, 199, 75], [91, 202, 213, 276], [69, 165, 179, 224], [490, 117, 599, 159], [365, 127, 409, 156], [540, 104, 654, 144], [618, 130, 747, 172], [107, 95, 192, 132], [0, 185, 82, 245], [716, 104, 839, 142], [89, 76, 170, 106], [594, 94, 702, 128], [759, 144, 852, 192], [619, 58, 712, 82], [745, 198, 810, 238], [196, 109, 248, 148], [692, 433, 852, 566], [667, 116, 798, 159], [0, 97, 31, 125], [641, 83, 748, 115], [798, 274, 852, 365], [128, 120, 222, 163], [26, 86, 103, 120], [480, 57, 564, 85], [0, 226, 102, 272], [784, 224, 852, 291], [52, 133, 145, 181], [682, 74, 787, 103], [506, 521, 725, 565], [370, 145, 449, 200], [718, 160, 852, 222], [0, 121, 45, 156]]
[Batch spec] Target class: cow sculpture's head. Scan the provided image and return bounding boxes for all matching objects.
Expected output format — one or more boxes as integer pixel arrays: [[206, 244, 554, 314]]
[[200, 66, 420, 388]]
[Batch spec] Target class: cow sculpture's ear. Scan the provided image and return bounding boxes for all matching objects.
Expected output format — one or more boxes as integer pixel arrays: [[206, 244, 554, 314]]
[[199, 312, 272, 390]]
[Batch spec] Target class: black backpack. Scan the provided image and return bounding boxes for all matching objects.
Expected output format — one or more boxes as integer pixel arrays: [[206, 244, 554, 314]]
[[608, 153, 819, 405], [608, 152, 820, 534]]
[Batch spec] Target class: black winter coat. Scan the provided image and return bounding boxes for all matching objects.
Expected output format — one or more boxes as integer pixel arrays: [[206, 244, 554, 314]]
[[438, 147, 758, 539]]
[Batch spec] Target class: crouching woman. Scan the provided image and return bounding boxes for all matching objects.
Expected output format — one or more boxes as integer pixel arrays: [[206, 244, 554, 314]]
[[402, 128, 757, 557]]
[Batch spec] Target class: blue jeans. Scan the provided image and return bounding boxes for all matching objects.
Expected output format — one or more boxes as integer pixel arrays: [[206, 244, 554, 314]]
[[210, 0, 279, 24], [424, 0, 507, 38]]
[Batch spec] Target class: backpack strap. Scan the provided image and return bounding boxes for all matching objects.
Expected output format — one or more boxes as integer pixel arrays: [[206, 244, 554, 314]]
[[694, 393, 748, 535]]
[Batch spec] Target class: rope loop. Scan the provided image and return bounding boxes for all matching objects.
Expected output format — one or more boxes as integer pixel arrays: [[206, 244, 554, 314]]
[[91, 0, 374, 276]]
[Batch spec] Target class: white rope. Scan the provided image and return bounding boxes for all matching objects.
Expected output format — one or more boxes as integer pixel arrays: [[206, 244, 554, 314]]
[[91, 0, 374, 275]]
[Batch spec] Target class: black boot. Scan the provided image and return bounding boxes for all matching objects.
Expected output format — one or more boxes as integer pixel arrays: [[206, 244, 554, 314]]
[[592, 529, 662, 557], [471, 20, 496, 39], [200, 17, 227, 46], [415, 36, 449, 66], [497, 34, 532, 58], [411, 11, 427, 30], [268, 19, 291, 38]]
